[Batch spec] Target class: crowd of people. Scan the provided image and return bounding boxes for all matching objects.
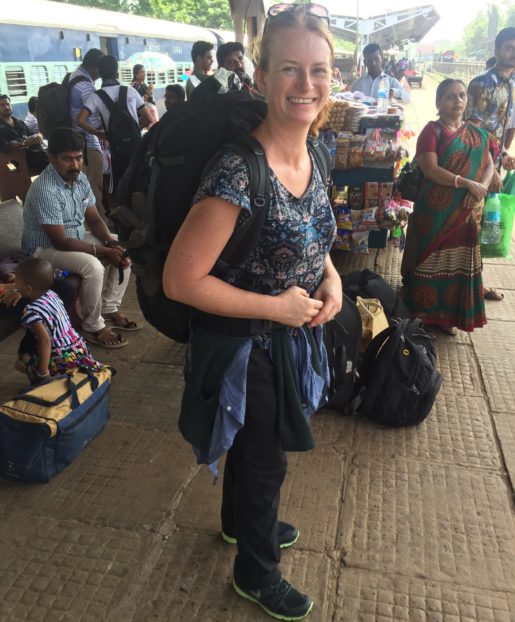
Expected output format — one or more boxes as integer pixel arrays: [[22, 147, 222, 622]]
[[0, 4, 514, 619]]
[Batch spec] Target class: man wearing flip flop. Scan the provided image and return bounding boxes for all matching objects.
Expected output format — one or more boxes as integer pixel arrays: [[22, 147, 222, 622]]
[[22, 128, 142, 349]]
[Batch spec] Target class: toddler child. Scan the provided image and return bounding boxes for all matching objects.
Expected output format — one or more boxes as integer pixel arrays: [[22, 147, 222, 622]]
[[13, 257, 108, 384]]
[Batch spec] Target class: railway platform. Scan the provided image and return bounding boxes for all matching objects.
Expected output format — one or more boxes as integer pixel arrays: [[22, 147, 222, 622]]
[[0, 76, 513, 621]]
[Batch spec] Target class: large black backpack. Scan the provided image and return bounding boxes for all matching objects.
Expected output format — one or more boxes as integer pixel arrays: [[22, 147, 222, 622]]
[[113, 91, 330, 342], [96, 86, 142, 188], [324, 294, 362, 410], [352, 318, 442, 426], [342, 269, 411, 319], [37, 74, 87, 139]]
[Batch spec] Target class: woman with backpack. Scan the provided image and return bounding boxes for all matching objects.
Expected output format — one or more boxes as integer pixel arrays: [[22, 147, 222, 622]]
[[163, 4, 341, 620], [402, 78, 496, 335]]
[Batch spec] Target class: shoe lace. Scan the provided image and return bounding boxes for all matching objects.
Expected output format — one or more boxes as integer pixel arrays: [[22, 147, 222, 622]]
[[272, 579, 291, 603]]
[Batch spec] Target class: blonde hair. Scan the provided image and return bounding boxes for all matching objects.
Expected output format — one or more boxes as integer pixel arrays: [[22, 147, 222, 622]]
[[252, 5, 334, 135]]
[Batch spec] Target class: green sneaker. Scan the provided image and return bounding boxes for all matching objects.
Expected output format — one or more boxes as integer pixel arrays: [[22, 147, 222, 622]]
[[233, 578, 313, 621], [222, 521, 299, 549]]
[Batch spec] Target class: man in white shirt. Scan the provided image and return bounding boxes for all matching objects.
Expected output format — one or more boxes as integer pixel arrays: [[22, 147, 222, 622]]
[[77, 55, 151, 134], [24, 97, 39, 134], [77, 55, 152, 190], [351, 43, 410, 103]]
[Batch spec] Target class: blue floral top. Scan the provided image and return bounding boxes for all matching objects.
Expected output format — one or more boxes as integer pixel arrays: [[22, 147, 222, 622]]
[[193, 149, 336, 295]]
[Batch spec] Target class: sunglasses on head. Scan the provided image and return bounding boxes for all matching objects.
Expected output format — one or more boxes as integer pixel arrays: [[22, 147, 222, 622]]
[[266, 3, 331, 28]]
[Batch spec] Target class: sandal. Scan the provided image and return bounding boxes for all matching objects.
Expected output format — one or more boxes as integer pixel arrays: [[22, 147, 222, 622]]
[[83, 327, 128, 349], [14, 359, 29, 374], [483, 288, 504, 301], [104, 312, 143, 332]]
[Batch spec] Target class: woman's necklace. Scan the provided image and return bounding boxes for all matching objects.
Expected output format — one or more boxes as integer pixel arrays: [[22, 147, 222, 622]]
[[440, 120, 463, 133]]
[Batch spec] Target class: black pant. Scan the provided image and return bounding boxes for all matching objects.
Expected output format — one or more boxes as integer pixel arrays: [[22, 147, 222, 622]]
[[221, 346, 287, 590]]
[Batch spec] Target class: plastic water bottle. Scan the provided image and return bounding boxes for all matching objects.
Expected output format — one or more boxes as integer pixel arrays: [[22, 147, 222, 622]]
[[326, 131, 337, 170], [377, 76, 389, 113], [480, 193, 502, 245]]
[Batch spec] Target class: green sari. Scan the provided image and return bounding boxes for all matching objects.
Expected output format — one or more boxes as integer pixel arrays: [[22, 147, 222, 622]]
[[402, 122, 489, 331]]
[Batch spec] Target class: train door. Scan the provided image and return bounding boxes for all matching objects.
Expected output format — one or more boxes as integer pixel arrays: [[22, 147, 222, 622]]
[[99, 36, 119, 59]]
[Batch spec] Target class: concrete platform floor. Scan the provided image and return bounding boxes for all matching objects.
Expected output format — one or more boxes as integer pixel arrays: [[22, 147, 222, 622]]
[[0, 78, 514, 621], [0, 239, 513, 622]]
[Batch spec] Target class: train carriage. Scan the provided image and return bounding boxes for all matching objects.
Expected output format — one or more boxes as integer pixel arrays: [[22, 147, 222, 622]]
[[0, 0, 219, 116]]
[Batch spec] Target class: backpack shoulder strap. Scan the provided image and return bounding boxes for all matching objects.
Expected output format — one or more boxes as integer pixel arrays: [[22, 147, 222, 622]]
[[213, 134, 271, 272], [308, 137, 331, 184], [67, 75, 87, 89], [118, 85, 129, 112], [95, 89, 117, 114]]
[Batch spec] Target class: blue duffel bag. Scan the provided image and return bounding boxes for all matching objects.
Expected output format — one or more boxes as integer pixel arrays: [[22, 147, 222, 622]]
[[0, 369, 111, 482]]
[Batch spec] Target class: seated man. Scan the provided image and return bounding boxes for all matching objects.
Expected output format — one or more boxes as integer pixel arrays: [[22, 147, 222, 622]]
[[0, 94, 48, 174], [24, 96, 39, 134], [21, 128, 141, 349], [351, 43, 410, 103]]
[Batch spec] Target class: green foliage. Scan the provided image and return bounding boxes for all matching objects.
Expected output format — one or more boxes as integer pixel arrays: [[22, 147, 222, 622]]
[[487, 4, 500, 42], [55, 0, 136, 10], [504, 5, 515, 28], [145, 0, 232, 28], [334, 38, 354, 53], [54, 0, 233, 28], [463, 11, 489, 56]]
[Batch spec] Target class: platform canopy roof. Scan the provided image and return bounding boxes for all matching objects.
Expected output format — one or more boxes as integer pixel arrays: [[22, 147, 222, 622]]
[[330, 5, 439, 49]]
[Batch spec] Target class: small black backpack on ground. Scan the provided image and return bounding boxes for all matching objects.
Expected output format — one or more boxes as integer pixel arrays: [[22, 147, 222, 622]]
[[37, 74, 87, 139], [342, 269, 411, 319], [352, 318, 442, 426], [96, 86, 142, 188], [324, 294, 362, 410], [113, 91, 330, 342]]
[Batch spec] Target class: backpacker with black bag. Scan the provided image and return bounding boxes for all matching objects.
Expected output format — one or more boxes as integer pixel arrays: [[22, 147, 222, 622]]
[[324, 294, 362, 410], [37, 74, 87, 139], [113, 91, 330, 343], [95, 86, 142, 188], [352, 318, 442, 426]]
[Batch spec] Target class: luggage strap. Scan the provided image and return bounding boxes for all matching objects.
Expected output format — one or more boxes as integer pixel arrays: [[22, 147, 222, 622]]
[[14, 372, 100, 410]]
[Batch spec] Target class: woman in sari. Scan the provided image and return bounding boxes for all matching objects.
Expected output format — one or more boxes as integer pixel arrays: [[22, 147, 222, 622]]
[[402, 79, 495, 335]]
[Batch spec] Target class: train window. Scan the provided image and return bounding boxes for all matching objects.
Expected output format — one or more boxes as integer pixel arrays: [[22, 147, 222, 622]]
[[53, 66, 68, 82], [157, 71, 165, 85], [5, 66, 27, 98], [146, 70, 155, 85], [166, 69, 176, 84], [30, 66, 49, 92], [120, 67, 132, 83]]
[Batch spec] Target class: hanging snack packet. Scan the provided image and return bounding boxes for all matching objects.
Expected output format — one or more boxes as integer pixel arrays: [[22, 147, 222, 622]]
[[348, 185, 363, 209], [364, 181, 379, 208], [351, 230, 369, 254]]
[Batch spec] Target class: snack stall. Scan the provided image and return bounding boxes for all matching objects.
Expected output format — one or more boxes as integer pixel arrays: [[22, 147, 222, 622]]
[[320, 94, 414, 257]]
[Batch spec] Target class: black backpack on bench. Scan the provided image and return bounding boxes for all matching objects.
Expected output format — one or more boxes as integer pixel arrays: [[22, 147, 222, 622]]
[[351, 318, 442, 427], [114, 91, 330, 342]]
